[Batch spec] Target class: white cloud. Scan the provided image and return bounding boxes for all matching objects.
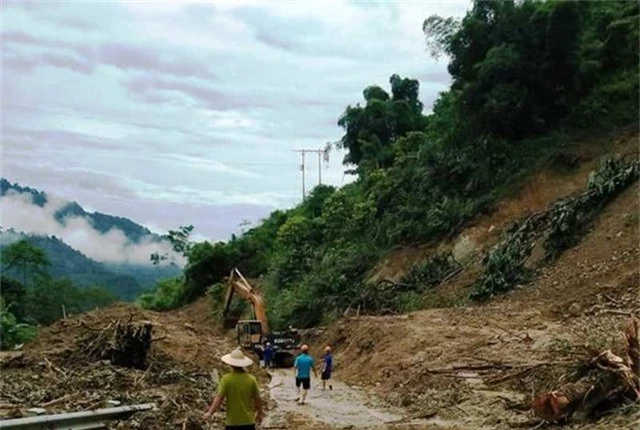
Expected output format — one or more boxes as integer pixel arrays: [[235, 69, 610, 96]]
[[0, 190, 183, 266]]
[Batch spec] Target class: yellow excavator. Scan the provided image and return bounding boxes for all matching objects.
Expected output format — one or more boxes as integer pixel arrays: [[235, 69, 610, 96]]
[[223, 268, 301, 367]]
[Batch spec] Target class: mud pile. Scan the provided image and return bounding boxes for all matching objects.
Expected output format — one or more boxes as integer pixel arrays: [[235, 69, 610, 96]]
[[0, 300, 234, 429]]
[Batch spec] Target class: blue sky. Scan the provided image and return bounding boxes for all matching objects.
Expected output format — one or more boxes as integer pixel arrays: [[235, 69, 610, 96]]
[[2, 0, 469, 241]]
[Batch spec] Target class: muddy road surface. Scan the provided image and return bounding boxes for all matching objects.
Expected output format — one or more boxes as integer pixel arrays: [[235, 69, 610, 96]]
[[263, 368, 407, 429]]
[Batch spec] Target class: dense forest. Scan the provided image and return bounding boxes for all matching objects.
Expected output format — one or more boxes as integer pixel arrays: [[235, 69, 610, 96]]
[[138, 0, 639, 328]]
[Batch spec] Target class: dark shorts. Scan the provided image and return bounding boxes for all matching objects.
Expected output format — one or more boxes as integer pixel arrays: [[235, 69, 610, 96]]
[[225, 426, 255, 430], [295, 377, 311, 389], [321, 370, 332, 380]]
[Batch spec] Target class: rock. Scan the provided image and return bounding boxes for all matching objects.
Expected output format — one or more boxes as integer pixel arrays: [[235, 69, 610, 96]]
[[27, 407, 47, 416], [568, 302, 582, 317], [452, 235, 477, 264]]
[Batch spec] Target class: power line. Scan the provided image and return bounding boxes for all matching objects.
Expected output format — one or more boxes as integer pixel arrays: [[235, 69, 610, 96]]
[[292, 144, 332, 200]]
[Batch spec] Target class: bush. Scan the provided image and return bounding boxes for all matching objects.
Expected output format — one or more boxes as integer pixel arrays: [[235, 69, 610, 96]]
[[401, 252, 460, 290], [0, 299, 37, 350], [569, 70, 639, 130], [137, 277, 185, 311]]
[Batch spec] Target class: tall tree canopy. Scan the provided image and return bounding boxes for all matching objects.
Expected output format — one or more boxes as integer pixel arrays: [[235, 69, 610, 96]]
[[338, 74, 427, 174], [1, 239, 50, 286], [424, 0, 639, 140]]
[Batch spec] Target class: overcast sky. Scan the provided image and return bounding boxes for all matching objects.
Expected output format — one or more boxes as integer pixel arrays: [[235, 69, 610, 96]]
[[1, 0, 470, 241]]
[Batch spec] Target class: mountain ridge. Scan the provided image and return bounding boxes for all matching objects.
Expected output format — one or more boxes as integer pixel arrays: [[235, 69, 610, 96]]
[[1, 178, 158, 244], [0, 179, 182, 299]]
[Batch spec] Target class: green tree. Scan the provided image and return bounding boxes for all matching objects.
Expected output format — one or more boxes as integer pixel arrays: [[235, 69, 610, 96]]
[[0, 276, 28, 321], [137, 277, 184, 311], [1, 240, 50, 286], [27, 278, 81, 325], [151, 225, 194, 265], [337, 75, 426, 175]]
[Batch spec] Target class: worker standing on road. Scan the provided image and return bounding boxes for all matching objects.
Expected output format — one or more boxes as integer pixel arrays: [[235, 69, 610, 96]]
[[321, 346, 333, 391], [263, 342, 274, 368], [294, 344, 317, 405], [203, 348, 265, 429]]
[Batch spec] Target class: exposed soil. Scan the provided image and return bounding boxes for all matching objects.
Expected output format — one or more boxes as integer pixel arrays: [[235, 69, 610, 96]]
[[370, 130, 638, 287], [308, 182, 639, 429]]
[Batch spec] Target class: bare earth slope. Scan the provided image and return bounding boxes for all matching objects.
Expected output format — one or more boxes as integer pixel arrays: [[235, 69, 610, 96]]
[[311, 179, 639, 429]]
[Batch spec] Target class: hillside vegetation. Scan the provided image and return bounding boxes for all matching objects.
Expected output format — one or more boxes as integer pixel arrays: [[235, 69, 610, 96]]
[[140, 0, 638, 329]]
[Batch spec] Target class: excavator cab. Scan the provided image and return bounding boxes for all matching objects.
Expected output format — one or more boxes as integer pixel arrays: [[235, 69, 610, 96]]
[[237, 320, 263, 349]]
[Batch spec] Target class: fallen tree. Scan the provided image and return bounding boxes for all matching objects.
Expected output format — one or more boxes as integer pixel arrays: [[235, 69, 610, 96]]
[[531, 318, 640, 422]]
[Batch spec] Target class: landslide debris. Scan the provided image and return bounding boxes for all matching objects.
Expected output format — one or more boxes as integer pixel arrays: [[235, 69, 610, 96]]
[[305, 163, 639, 429], [0, 300, 234, 429]]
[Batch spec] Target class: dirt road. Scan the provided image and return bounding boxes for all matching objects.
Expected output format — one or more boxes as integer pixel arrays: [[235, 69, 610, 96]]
[[263, 368, 406, 429]]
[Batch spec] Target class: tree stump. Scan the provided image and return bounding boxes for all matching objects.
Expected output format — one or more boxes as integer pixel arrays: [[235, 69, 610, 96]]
[[83, 320, 153, 369]]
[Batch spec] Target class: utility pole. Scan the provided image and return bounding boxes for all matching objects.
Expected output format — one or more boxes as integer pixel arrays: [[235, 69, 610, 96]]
[[293, 147, 330, 200]]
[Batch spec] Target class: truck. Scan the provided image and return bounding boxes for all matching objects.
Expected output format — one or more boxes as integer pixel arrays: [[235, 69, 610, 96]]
[[222, 268, 301, 367]]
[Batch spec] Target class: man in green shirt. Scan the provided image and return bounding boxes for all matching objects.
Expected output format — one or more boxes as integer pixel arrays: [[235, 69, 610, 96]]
[[203, 348, 264, 429]]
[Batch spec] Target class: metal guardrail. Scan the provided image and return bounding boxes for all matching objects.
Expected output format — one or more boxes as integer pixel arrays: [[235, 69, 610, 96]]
[[0, 403, 155, 430]]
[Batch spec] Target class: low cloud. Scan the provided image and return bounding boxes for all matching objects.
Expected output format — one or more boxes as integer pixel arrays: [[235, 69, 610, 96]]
[[0, 190, 182, 266]]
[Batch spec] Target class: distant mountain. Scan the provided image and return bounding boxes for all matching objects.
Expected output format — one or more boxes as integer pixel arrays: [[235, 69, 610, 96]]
[[1, 178, 157, 243], [0, 232, 181, 300], [0, 179, 183, 300]]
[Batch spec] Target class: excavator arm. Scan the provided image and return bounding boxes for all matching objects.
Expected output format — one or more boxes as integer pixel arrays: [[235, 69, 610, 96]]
[[222, 268, 300, 367], [223, 268, 269, 334]]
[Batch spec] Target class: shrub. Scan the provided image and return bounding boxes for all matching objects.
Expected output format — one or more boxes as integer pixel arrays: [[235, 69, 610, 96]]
[[0, 299, 37, 350], [401, 252, 460, 290], [137, 277, 185, 311]]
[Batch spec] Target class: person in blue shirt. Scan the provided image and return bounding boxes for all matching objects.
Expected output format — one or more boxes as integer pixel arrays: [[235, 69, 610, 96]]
[[263, 342, 274, 368], [293, 344, 316, 404], [321, 346, 333, 391]]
